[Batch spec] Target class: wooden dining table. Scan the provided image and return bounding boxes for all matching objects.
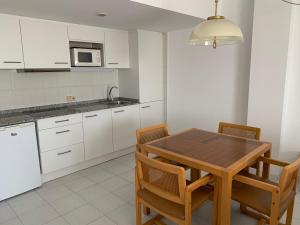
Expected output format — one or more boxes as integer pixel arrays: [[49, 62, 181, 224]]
[[141, 128, 272, 225]]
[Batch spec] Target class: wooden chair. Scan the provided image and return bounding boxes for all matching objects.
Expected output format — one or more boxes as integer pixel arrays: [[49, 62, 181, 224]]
[[218, 122, 261, 175], [231, 156, 300, 225], [136, 124, 169, 154], [135, 151, 214, 225], [218, 122, 261, 140], [136, 124, 197, 179]]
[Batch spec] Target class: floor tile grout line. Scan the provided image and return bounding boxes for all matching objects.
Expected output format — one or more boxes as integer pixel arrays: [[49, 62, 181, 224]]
[[3, 201, 25, 225]]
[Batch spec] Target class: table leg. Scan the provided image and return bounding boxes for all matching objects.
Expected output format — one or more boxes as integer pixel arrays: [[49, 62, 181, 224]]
[[262, 149, 271, 179], [213, 177, 221, 225], [217, 174, 232, 225]]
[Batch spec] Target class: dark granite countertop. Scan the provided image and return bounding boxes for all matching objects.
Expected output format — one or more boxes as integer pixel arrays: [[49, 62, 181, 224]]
[[0, 113, 35, 127], [0, 98, 139, 126]]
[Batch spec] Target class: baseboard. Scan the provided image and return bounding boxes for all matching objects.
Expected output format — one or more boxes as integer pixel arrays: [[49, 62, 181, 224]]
[[42, 147, 135, 183]]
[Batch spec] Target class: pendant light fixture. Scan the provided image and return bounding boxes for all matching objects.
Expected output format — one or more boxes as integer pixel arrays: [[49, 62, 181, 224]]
[[190, 0, 243, 49], [281, 0, 300, 5]]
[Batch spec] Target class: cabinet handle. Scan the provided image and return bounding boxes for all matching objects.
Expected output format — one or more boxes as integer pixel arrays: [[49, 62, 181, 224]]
[[11, 133, 18, 136], [57, 150, 72, 156], [85, 115, 98, 118], [3, 61, 22, 64], [54, 62, 69, 65], [141, 106, 151, 109], [114, 110, 125, 113], [56, 130, 70, 134], [108, 62, 119, 65], [55, 119, 69, 123]]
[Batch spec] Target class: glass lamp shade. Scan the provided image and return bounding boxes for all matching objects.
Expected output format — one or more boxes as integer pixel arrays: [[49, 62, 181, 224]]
[[190, 18, 244, 46]]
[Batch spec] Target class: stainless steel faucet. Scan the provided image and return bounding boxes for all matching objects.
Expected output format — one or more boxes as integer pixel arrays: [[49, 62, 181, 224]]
[[108, 86, 118, 102]]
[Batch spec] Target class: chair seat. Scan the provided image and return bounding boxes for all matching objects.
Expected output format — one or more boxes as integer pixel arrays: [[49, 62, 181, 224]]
[[232, 179, 296, 218], [153, 156, 189, 169], [138, 185, 213, 220], [239, 172, 278, 186]]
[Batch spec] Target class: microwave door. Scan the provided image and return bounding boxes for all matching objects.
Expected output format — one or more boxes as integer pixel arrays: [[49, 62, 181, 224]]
[[78, 52, 93, 64]]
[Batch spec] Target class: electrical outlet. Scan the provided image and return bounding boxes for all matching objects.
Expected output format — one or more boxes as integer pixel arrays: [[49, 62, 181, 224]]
[[66, 96, 76, 102]]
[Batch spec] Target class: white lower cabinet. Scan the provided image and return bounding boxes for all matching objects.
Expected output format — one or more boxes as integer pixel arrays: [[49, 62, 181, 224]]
[[83, 109, 113, 160], [38, 105, 141, 174], [41, 143, 84, 174], [112, 105, 141, 151], [140, 101, 164, 128]]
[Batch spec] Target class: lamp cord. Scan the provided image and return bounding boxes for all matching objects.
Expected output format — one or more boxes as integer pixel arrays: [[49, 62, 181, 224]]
[[215, 0, 219, 16], [213, 0, 219, 49]]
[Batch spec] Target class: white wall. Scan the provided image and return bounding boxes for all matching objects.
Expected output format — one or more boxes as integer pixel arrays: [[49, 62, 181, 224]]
[[166, 0, 254, 133], [247, 0, 292, 158], [280, 6, 300, 161], [130, 0, 214, 19], [0, 70, 119, 110]]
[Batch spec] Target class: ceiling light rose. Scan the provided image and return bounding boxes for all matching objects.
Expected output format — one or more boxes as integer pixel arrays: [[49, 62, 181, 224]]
[[281, 0, 300, 5], [190, 0, 243, 49], [97, 12, 108, 17]]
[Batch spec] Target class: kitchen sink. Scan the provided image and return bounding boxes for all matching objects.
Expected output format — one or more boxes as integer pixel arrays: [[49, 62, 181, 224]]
[[106, 100, 132, 105]]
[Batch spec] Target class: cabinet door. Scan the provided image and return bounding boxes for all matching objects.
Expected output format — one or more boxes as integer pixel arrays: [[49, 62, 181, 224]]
[[140, 101, 164, 128], [68, 24, 104, 43], [0, 15, 24, 69], [83, 109, 113, 160], [105, 29, 129, 68], [138, 30, 163, 103], [112, 105, 140, 151], [20, 19, 70, 69]]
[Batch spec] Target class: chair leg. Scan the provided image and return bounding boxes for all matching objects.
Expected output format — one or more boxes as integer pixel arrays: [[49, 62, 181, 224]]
[[143, 206, 150, 215], [240, 204, 247, 213], [191, 168, 201, 182], [184, 195, 192, 225], [257, 219, 266, 225], [285, 198, 295, 225], [256, 162, 261, 176], [136, 197, 142, 225]]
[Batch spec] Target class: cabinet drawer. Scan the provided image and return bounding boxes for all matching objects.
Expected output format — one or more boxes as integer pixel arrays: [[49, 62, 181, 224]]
[[41, 143, 84, 174], [37, 113, 82, 130], [39, 123, 83, 152]]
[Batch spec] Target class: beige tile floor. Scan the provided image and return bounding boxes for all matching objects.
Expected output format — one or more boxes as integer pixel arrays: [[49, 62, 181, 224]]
[[0, 153, 299, 225]]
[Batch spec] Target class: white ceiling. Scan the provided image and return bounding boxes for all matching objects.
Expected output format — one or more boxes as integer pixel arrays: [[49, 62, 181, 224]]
[[0, 0, 202, 32]]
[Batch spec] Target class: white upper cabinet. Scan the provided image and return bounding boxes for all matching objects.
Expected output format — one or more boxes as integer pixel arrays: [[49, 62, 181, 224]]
[[140, 101, 164, 128], [83, 109, 113, 160], [0, 14, 24, 69], [68, 24, 104, 43], [138, 30, 163, 103], [105, 29, 130, 68], [112, 105, 140, 151], [20, 19, 70, 69]]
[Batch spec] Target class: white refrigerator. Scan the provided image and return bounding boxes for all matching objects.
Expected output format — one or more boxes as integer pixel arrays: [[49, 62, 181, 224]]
[[0, 122, 41, 201]]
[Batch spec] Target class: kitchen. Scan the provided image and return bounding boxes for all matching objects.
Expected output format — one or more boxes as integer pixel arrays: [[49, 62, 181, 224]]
[[0, 13, 168, 190]]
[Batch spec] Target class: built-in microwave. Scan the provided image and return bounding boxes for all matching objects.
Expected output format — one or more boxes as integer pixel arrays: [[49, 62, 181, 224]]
[[70, 48, 102, 67]]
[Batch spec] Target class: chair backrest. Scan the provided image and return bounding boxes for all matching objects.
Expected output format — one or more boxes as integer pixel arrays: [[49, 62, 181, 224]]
[[135, 151, 186, 205], [278, 156, 300, 200], [136, 124, 169, 152], [218, 122, 261, 140]]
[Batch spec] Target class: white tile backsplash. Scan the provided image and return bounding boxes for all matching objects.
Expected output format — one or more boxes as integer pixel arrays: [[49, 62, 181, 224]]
[[0, 70, 119, 110]]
